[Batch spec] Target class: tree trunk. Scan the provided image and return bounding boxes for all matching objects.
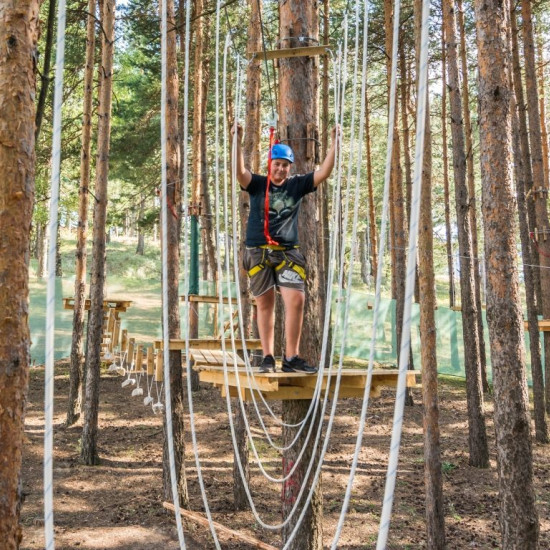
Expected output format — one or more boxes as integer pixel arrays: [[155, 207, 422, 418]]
[[442, 0, 489, 468], [162, 0, 188, 507], [136, 194, 145, 255], [67, 0, 96, 427], [441, 24, 455, 308], [0, 2, 39, 546], [414, 0, 446, 545], [35, 0, 56, 141], [81, 0, 115, 466], [457, 0, 488, 392], [36, 221, 47, 278], [510, 75, 549, 443], [536, 31, 549, 190], [365, 90, 378, 279], [278, 2, 323, 547], [474, 1, 540, 545], [509, 10, 542, 316], [232, 0, 263, 510], [521, 0, 550, 414]]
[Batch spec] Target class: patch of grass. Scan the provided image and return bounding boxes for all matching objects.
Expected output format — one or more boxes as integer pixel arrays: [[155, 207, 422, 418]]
[[442, 461, 458, 475]]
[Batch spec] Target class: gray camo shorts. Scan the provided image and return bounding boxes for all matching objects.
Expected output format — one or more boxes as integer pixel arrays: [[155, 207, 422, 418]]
[[243, 247, 307, 297]]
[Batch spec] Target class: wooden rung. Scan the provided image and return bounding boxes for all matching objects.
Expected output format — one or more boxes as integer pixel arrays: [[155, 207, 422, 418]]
[[524, 319, 550, 331], [248, 44, 330, 61], [155, 352, 163, 382], [163, 502, 278, 550], [146, 347, 155, 375]]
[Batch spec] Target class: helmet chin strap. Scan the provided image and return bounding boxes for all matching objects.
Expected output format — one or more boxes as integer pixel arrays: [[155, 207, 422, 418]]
[[264, 126, 279, 246]]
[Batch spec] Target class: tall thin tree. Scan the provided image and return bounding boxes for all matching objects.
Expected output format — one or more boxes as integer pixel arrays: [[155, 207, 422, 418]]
[[67, 0, 97, 427], [81, 0, 115, 466], [442, 0, 489, 467], [474, 0, 540, 545], [521, 0, 550, 413], [0, 2, 39, 546], [162, 0, 188, 507]]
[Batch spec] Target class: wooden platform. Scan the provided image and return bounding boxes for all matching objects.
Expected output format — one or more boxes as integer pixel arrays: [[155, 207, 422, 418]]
[[63, 297, 132, 315], [195, 366, 420, 402]]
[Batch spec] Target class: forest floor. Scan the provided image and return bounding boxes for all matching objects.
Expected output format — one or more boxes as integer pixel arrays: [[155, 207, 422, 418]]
[[20, 360, 549, 549]]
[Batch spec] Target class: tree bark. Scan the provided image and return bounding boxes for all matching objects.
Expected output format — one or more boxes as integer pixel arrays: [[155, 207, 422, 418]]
[[441, 23, 455, 308], [278, 2, 323, 547], [510, 73, 549, 444], [136, 194, 145, 255], [232, 0, 262, 511], [365, 90, 378, 279], [81, 0, 115, 466], [442, 0, 489, 468], [162, 0, 188, 507], [521, 0, 550, 414], [457, 0, 488, 392], [0, 2, 39, 546], [414, 0, 445, 545], [474, 0, 540, 545], [509, 8, 542, 315], [67, 0, 96, 427]]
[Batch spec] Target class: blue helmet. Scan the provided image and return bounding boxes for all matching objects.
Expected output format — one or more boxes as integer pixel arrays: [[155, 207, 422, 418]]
[[271, 143, 294, 163]]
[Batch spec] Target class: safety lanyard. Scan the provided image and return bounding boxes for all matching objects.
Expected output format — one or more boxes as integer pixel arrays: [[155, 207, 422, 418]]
[[264, 126, 279, 246]]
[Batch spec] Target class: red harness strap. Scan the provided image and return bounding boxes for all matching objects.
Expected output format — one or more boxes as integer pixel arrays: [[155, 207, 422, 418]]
[[264, 126, 279, 246]]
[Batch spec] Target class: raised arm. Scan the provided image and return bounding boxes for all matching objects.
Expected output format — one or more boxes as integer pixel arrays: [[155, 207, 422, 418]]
[[313, 125, 340, 188], [231, 123, 252, 189]]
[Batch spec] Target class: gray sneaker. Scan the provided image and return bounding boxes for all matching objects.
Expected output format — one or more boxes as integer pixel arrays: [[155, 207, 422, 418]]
[[282, 355, 318, 374], [259, 354, 276, 373]]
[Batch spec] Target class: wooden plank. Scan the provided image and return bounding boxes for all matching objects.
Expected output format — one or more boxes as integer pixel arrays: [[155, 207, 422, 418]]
[[155, 338, 262, 351], [248, 45, 330, 61], [163, 502, 278, 550], [524, 319, 550, 331], [198, 369, 278, 393]]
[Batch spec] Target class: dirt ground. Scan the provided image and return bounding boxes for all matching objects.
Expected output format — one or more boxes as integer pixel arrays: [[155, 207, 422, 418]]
[[20, 360, 549, 549]]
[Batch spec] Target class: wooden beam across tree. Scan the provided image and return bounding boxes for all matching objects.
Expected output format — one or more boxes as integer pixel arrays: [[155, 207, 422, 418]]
[[247, 44, 330, 61]]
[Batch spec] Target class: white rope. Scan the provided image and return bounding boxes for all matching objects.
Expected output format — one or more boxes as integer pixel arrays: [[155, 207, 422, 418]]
[[160, 0, 186, 545], [44, 0, 67, 547], [330, 0, 377, 545], [377, 0, 430, 546]]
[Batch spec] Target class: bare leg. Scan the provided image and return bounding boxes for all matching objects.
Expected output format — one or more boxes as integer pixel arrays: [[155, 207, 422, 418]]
[[255, 287, 276, 357], [279, 287, 305, 358]]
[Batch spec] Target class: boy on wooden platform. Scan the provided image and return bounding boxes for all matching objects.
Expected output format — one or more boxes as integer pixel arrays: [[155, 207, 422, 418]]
[[232, 123, 339, 374]]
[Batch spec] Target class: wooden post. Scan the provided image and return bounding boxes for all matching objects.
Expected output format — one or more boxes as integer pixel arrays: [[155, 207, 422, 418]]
[[146, 347, 155, 375]]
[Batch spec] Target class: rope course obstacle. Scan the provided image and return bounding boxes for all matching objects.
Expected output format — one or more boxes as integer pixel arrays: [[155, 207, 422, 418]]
[[40, 0, 434, 547]]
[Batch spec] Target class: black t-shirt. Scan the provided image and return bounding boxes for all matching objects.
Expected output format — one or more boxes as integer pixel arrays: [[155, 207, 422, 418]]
[[242, 172, 316, 247]]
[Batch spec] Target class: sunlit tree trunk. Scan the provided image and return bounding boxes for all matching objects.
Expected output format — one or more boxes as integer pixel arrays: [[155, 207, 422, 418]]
[[365, 90, 378, 279], [510, 74, 549, 444], [442, 0, 489, 468], [414, 1, 445, 545], [67, 0, 96, 427], [510, 8, 542, 314], [457, 0, 488, 392], [475, 0, 540, 545], [521, 0, 550, 414], [441, 23, 455, 308], [162, 0, 188, 507], [0, 2, 39, 546], [81, 0, 115, 466]]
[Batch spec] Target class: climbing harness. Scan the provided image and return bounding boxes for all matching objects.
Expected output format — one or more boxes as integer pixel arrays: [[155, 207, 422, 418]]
[[247, 245, 305, 281]]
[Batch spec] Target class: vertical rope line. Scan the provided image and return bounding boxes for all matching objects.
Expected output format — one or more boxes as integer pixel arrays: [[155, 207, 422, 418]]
[[330, 0, 373, 545], [377, 0, 430, 546], [160, 0, 186, 546], [44, 1, 67, 547]]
